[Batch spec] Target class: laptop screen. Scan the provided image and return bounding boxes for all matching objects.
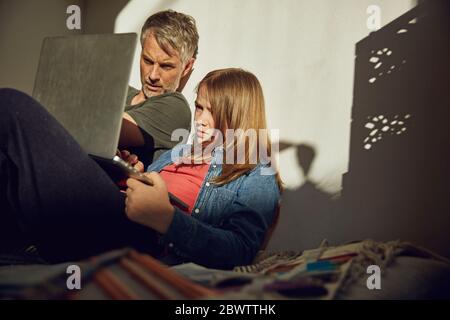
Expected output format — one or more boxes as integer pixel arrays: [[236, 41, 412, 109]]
[[32, 33, 137, 158]]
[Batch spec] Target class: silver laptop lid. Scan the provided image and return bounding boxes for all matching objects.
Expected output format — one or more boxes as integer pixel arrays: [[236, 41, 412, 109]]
[[32, 33, 137, 158]]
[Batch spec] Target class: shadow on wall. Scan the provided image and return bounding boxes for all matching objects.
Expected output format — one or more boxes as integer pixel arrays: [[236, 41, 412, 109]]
[[269, 0, 450, 257], [84, 0, 130, 34], [268, 144, 340, 252], [0, 0, 130, 95]]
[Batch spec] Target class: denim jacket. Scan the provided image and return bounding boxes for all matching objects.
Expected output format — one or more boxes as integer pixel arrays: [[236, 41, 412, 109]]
[[146, 144, 280, 269]]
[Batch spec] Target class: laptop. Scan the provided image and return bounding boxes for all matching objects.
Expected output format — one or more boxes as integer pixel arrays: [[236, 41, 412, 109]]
[[32, 33, 187, 209]]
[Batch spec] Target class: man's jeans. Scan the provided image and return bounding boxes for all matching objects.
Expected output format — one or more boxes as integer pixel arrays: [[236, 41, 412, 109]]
[[0, 88, 160, 263]]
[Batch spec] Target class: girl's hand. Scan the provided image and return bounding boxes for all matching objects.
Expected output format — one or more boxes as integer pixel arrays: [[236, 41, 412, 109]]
[[125, 172, 175, 234], [117, 149, 144, 172]]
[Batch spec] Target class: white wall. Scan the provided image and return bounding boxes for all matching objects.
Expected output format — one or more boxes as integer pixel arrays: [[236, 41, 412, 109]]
[[115, 0, 415, 193], [0, 0, 415, 194]]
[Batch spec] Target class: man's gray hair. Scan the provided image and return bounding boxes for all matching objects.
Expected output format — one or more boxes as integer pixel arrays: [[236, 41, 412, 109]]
[[141, 10, 199, 64]]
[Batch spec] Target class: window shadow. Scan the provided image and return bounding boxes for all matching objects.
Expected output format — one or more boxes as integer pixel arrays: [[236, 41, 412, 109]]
[[339, 0, 450, 257]]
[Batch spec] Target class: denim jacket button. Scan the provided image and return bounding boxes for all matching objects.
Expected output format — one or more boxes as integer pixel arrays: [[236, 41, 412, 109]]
[[206, 182, 210, 187], [194, 208, 200, 213]]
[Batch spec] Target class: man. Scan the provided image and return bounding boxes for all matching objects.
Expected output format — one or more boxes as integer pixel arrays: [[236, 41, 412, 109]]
[[119, 10, 199, 167], [0, 9, 199, 259]]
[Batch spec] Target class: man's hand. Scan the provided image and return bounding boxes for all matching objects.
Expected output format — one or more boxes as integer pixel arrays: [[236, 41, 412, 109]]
[[117, 149, 144, 172], [125, 172, 175, 234]]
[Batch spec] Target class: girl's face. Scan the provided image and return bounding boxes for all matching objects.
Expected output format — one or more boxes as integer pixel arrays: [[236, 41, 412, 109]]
[[194, 86, 216, 144]]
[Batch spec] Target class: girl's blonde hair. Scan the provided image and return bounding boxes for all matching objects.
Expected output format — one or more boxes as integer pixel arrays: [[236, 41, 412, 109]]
[[192, 68, 283, 190]]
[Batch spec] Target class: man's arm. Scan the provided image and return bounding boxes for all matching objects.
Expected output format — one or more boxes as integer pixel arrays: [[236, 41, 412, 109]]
[[120, 93, 191, 155], [118, 113, 145, 148]]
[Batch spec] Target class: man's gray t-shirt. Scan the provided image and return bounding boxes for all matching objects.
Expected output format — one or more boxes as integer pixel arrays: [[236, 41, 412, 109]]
[[124, 86, 191, 165]]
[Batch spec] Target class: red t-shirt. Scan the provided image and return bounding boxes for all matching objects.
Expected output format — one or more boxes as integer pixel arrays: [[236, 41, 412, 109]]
[[159, 163, 210, 214]]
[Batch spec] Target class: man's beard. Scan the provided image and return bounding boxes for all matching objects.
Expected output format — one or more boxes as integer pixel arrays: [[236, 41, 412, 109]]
[[141, 77, 179, 99], [142, 84, 164, 98]]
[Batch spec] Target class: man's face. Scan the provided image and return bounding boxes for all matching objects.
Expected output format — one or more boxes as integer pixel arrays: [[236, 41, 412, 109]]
[[139, 33, 185, 98]]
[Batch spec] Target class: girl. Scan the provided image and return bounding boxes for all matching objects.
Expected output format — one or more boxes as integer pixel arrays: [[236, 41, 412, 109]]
[[0, 68, 281, 269]]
